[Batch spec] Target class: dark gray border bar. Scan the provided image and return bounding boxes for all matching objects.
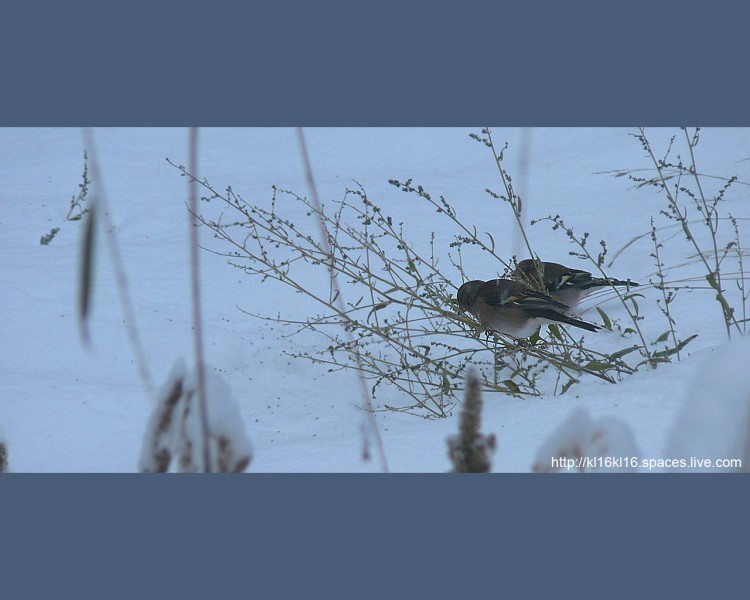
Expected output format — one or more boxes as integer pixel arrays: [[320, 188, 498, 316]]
[[1, 475, 749, 598], [2, 0, 749, 124], [3, 1, 750, 597]]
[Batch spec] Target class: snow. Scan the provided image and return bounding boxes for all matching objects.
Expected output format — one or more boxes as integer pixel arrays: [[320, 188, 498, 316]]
[[532, 408, 640, 473], [2, 127, 750, 472], [664, 336, 750, 471]]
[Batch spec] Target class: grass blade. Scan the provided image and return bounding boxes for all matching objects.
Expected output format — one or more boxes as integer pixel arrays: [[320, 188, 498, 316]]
[[78, 200, 97, 345]]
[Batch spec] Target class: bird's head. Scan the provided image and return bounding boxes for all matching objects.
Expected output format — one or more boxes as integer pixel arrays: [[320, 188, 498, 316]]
[[456, 280, 486, 312]]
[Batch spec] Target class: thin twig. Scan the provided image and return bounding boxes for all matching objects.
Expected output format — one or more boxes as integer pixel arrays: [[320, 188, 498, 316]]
[[486, 127, 538, 267], [512, 127, 533, 258], [731, 215, 748, 334], [296, 127, 389, 473], [545, 214, 655, 367], [650, 217, 681, 358], [638, 127, 741, 337], [188, 127, 212, 473], [171, 133, 643, 414]]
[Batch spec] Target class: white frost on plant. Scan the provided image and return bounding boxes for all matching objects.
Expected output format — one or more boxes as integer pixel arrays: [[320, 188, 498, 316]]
[[532, 408, 640, 473], [179, 364, 254, 473], [664, 337, 750, 472], [139, 358, 253, 473]]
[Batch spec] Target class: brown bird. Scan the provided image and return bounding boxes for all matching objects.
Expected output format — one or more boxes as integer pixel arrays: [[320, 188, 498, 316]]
[[515, 259, 638, 308], [456, 278, 600, 338]]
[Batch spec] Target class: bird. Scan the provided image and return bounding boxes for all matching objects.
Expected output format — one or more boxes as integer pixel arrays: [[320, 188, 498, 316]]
[[514, 259, 638, 308], [456, 278, 600, 338]]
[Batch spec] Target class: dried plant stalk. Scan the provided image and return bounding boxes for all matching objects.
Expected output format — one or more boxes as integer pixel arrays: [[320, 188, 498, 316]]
[[447, 369, 496, 473], [139, 365, 186, 473], [0, 442, 8, 473]]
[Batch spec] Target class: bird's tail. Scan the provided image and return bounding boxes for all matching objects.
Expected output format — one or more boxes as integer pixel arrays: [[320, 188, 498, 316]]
[[533, 309, 601, 332]]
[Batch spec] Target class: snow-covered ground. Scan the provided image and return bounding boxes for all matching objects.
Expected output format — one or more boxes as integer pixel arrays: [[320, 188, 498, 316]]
[[2, 127, 750, 472]]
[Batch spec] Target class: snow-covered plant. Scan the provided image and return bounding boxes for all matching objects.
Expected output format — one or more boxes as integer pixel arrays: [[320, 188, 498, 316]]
[[531, 407, 640, 473], [139, 359, 253, 473]]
